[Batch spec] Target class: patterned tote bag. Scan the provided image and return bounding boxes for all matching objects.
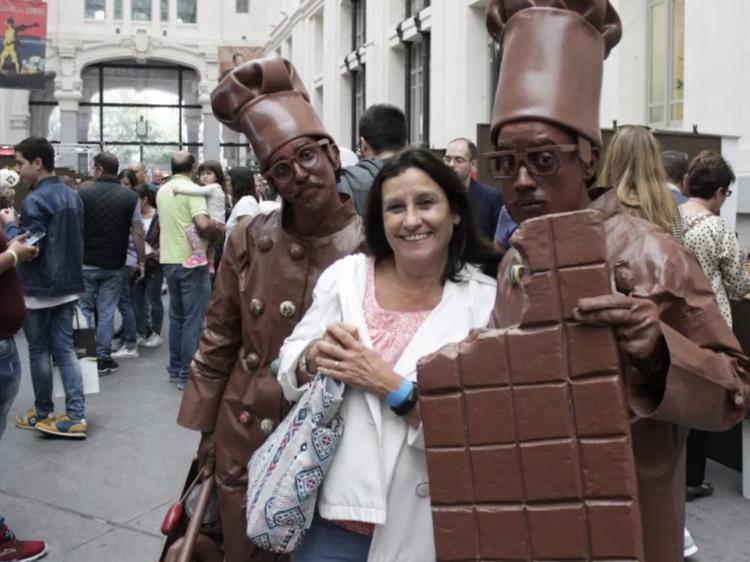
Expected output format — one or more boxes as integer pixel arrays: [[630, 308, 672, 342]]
[[246, 374, 345, 553]]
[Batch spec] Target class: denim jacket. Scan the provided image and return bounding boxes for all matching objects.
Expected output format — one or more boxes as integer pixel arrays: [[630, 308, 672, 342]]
[[5, 176, 85, 297]]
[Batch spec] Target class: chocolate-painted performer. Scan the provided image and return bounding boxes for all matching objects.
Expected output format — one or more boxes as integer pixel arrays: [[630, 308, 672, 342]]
[[482, 2, 750, 561], [176, 57, 364, 562]]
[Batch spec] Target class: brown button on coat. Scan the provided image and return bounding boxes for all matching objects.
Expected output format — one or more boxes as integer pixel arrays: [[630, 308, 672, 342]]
[[492, 189, 750, 562], [177, 197, 364, 562]]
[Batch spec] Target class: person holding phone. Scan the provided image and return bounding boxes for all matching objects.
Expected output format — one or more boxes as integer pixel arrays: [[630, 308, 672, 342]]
[[0, 230, 49, 560], [2, 137, 88, 440]]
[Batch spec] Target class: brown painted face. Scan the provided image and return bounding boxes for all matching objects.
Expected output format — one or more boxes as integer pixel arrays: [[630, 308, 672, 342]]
[[265, 135, 340, 214], [492, 121, 598, 225]]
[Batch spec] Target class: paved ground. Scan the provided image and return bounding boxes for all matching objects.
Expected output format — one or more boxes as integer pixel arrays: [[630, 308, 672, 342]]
[[1, 311, 749, 561]]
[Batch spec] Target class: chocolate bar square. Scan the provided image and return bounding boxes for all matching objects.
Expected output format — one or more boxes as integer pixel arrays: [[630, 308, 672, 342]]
[[470, 445, 523, 503], [418, 345, 461, 394], [587, 500, 643, 559], [566, 323, 620, 378], [420, 394, 467, 448], [572, 377, 630, 436], [507, 326, 566, 384], [559, 264, 611, 319], [520, 440, 582, 502], [431, 507, 479, 561], [527, 503, 589, 559], [580, 436, 638, 499], [476, 506, 528, 559], [519, 271, 562, 326], [465, 388, 515, 445], [459, 331, 510, 388], [426, 448, 473, 505], [511, 215, 553, 272], [552, 210, 607, 267], [514, 382, 574, 441]]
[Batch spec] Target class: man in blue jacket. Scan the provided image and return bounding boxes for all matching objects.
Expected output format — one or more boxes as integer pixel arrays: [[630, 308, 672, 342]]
[[0, 137, 87, 440], [444, 137, 503, 241]]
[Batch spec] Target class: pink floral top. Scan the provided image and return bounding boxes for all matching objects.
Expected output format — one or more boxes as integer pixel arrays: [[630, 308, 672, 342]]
[[335, 256, 433, 537]]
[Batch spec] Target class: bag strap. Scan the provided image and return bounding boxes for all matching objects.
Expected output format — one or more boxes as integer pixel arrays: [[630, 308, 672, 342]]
[[683, 212, 713, 236]]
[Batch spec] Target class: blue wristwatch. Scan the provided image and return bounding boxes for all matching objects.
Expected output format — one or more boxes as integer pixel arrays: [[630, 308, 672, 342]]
[[387, 379, 418, 417]]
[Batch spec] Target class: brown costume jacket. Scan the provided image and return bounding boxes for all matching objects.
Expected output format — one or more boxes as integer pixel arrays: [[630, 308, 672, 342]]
[[177, 196, 364, 562], [492, 189, 750, 562]]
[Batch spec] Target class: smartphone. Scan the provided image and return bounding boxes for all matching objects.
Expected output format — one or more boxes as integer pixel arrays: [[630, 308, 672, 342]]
[[23, 232, 45, 247]]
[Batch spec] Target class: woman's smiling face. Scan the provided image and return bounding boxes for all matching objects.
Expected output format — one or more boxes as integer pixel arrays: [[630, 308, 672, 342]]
[[381, 167, 460, 268]]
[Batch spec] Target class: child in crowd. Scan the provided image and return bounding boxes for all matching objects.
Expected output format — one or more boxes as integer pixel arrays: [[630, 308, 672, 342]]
[[173, 160, 226, 272]]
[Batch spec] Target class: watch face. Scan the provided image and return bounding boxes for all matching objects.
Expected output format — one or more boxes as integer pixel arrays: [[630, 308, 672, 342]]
[[392, 384, 418, 416]]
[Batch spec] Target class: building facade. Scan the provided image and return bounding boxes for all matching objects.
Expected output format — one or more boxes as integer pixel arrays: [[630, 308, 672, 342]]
[[1, 0, 750, 248], [0, 0, 267, 170], [264, 0, 750, 245]]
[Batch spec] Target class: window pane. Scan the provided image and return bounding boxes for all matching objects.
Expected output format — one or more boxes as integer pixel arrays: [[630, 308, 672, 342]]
[[650, 3, 667, 105], [410, 43, 424, 144], [650, 106, 664, 124], [132, 0, 152, 22], [114, 0, 123, 19], [236, 0, 249, 13], [355, 0, 366, 46], [142, 145, 181, 172], [671, 103, 684, 123], [85, 0, 106, 20], [178, 0, 197, 23], [411, 0, 425, 15], [671, 0, 685, 104], [103, 106, 181, 143], [161, 0, 169, 21]]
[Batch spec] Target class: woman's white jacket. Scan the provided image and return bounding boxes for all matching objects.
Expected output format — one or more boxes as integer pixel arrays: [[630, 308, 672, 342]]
[[278, 254, 496, 562]]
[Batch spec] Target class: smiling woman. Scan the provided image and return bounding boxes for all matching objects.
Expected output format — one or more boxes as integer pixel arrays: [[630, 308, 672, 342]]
[[365, 147, 496, 282], [276, 147, 498, 562]]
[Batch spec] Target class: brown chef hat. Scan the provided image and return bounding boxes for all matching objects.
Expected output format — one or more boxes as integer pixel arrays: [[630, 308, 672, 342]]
[[486, 0, 622, 148], [211, 56, 333, 173]]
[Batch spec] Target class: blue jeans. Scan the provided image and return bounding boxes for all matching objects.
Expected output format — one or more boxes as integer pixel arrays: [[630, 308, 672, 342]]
[[292, 513, 373, 562], [163, 265, 210, 384], [0, 337, 21, 529], [22, 301, 85, 420], [133, 266, 164, 337], [79, 268, 123, 359], [117, 267, 138, 349]]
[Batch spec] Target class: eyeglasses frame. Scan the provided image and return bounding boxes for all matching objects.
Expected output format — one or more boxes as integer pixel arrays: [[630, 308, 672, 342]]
[[483, 144, 580, 179], [263, 139, 332, 184]]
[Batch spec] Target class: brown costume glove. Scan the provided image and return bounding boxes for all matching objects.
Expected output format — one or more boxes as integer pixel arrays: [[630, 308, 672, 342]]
[[573, 294, 667, 373], [197, 432, 216, 478]]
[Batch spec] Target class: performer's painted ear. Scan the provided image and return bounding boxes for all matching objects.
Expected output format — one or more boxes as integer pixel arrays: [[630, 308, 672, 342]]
[[581, 142, 600, 184]]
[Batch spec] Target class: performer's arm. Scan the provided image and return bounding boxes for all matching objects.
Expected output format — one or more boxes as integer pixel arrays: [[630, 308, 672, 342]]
[[575, 251, 750, 432], [177, 225, 245, 432]]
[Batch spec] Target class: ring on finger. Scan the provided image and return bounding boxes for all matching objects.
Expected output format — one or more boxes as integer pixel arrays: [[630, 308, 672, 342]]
[[335, 360, 340, 370]]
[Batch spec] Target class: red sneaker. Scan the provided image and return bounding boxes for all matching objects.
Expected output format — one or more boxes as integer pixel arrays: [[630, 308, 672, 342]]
[[0, 525, 48, 562]]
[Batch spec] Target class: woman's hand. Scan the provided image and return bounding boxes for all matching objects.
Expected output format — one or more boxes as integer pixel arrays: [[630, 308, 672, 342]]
[[9, 233, 39, 263], [316, 322, 404, 397]]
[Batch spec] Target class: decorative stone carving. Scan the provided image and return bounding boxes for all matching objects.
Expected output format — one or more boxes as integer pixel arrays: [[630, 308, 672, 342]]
[[120, 30, 163, 63]]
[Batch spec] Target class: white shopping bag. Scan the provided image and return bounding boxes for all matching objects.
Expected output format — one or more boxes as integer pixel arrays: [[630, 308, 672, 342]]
[[52, 307, 100, 398], [53, 357, 100, 398]]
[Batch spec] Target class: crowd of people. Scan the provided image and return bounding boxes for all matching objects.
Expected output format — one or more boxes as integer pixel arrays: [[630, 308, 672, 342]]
[[0, 4, 749, 560]]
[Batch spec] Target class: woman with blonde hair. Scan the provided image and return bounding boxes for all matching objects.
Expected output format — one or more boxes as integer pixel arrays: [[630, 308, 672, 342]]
[[599, 125, 685, 239]]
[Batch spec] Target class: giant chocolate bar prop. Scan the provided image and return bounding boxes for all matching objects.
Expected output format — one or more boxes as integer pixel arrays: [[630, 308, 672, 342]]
[[418, 210, 645, 561]]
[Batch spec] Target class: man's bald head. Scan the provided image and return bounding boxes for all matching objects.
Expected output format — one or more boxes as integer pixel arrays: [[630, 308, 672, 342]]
[[128, 161, 147, 184], [171, 152, 196, 176]]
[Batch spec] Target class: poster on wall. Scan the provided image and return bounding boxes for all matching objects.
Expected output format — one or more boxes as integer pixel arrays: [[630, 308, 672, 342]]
[[218, 46, 264, 81], [0, 0, 48, 90]]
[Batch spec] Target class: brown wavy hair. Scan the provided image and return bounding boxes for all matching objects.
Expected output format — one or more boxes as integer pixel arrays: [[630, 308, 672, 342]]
[[599, 126, 677, 234]]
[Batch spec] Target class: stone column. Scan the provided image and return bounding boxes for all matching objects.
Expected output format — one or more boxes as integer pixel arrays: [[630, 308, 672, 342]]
[[54, 89, 83, 172], [8, 90, 31, 144], [202, 103, 220, 161]]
